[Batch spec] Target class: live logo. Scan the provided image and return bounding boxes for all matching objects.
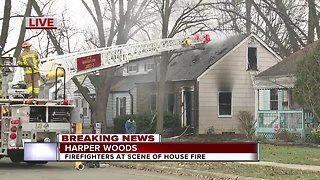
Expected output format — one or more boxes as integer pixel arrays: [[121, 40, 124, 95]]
[[25, 17, 58, 29]]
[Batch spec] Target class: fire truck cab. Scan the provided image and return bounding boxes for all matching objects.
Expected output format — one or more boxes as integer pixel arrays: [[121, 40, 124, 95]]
[[0, 99, 76, 163]]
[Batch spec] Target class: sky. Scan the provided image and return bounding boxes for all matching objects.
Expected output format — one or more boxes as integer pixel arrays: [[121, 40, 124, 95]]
[[0, 0, 94, 55], [0, 0, 230, 57]]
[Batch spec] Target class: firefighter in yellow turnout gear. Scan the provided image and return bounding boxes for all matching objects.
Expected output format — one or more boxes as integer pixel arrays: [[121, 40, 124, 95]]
[[17, 41, 40, 98]]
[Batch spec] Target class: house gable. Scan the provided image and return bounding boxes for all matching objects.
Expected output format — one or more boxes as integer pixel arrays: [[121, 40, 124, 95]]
[[196, 34, 281, 134], [197, 33, 282, 81]]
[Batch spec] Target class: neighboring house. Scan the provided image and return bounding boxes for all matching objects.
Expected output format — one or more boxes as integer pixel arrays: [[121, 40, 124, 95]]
[[134, 33, 281, 134], [255, 39, 320, 142]]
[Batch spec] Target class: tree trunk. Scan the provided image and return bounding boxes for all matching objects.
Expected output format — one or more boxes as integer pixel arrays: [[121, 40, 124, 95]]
[[95, 67, 116, 133], [307, 0, 315, 43], [13, 0, 33, 59], [156, 0, 171, 134], [0, 0, 11, 55], [245, 0, 252, 34], [274, 0, 300, 52]]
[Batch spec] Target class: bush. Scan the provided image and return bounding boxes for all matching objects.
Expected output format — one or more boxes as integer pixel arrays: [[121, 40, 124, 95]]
[[276, 129, 298, 142], [237, 111, 256, 140], [113, 112, 180, 134], [311, 125, 320, 144]]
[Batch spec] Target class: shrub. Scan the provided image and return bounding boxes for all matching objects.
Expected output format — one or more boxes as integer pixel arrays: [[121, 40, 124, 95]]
[[311, 125, 320, 144], [276, 129, 298, 142], [237, 111, 256, 140], [113, 112, 180, 134]]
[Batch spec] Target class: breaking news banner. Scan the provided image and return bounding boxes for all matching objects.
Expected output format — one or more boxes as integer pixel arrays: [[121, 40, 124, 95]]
[[24, 134, 259, 162]]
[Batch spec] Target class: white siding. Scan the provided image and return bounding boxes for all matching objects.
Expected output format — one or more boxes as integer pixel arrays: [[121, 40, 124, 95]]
[[198, 38, 280, 134]]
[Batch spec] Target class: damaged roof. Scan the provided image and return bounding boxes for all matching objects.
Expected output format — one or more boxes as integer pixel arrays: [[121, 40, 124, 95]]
[[166, 34, 247, 81], [257, 38, 320, 78], [111, 34, 248, 91]]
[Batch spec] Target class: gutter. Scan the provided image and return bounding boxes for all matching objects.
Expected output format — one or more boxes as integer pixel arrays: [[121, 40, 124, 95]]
[[128, 88, 134, 115]]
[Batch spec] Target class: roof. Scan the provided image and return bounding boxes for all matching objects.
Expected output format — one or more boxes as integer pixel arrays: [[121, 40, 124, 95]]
[[111, 33, 278, 92], [257, 39, 320, 78], [166, 34, 247, 81]]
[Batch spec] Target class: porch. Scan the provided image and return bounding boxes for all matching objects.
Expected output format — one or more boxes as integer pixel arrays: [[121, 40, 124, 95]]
[[257, 110, 317, 142], [255, 88, 317, 142]]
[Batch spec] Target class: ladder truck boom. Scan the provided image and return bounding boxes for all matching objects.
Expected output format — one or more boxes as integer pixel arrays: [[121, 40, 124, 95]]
[[40, 34, 210, 83]]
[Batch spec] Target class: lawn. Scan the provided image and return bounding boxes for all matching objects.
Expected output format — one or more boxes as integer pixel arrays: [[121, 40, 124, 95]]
[[144, 162, 320, 180], [164, 135, 320, 166], [261, 143, 320, 166]]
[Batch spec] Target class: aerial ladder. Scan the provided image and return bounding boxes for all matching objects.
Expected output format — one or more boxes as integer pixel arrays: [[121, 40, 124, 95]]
[[8, 34, 211, 99]]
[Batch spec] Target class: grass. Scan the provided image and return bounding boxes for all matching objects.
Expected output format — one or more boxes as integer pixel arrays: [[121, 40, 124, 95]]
[[164, 135, 320, 166], [261, 143, 320, 166], [143, 162, 320, 180]]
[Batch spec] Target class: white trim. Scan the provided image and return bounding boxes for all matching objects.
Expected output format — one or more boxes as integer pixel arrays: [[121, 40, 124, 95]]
[[197, 33, 282, 81], [217, 91, 233, 118]]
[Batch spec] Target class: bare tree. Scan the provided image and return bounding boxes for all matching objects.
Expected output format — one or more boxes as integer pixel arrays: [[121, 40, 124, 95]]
[[154, 0, 213, 133], [13, 0, 34, 59], [0, 0, 11, 55], [74, 0, 155, 133]]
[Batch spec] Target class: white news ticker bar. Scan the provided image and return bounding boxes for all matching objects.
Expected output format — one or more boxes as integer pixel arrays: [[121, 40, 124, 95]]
[[57, 134, 161, 142], [59, 153, 258, 161]]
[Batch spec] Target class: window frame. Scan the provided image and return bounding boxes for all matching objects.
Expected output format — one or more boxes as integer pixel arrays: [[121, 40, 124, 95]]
[[145, 63, 155, 71], [127, 64, 138, 73], [218, 91, 233, 118]]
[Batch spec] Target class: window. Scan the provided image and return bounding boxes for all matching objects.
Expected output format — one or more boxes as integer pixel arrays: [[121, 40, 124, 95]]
[[150, 94, 157, 112], [270, 89, 278, 110], [82, 99, 88, 116], [247, 47, 257, 70], [127, 64, 138, 73], [116, 97, 126, 116], [218, 92, 232, 117], [145, 63, 155, 71], [167, 93, 175, 113]]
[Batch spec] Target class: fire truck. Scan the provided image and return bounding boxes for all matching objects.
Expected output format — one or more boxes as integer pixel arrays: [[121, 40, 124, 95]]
[[0, 34, 210, 164]]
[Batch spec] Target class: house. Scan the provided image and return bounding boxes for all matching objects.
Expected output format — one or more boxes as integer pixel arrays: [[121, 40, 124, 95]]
[[62, 33, 282, 135], [60, 58, 157, 128], [255, 39, 320, 142], [133, 33, 282, 134]]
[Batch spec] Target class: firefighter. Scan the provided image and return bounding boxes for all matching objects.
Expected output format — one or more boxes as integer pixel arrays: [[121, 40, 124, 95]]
[[17, 41, 40, 98]]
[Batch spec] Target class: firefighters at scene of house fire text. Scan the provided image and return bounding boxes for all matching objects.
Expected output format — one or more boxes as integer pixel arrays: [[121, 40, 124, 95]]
[[17, 41, 40, 98]]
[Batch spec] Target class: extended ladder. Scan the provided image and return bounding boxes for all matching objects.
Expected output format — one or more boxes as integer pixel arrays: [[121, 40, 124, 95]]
[[40, 34, 210, 83]]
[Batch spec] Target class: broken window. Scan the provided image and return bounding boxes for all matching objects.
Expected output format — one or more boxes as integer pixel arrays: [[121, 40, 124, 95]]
[[270, 89, 278, 110], [247, 47, 257, 70], [218, 92, 232, 116]]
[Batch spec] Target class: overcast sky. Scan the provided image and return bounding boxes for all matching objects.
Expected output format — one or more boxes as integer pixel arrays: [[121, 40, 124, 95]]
[[0, 0, 230, 57], [0, 0, 95, 54]]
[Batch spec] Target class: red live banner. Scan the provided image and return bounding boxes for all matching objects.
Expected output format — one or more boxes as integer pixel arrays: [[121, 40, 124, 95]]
[[76, 54, 101, 72], [59, 143, 258, 153]]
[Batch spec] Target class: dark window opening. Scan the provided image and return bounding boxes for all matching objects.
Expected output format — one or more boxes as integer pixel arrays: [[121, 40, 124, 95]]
[[167, 93, 175, 113], [219, 92, 232, 116], [248, 47, 258, 70], [270, 89, 278, 110], [150, 94, 157, 112]]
